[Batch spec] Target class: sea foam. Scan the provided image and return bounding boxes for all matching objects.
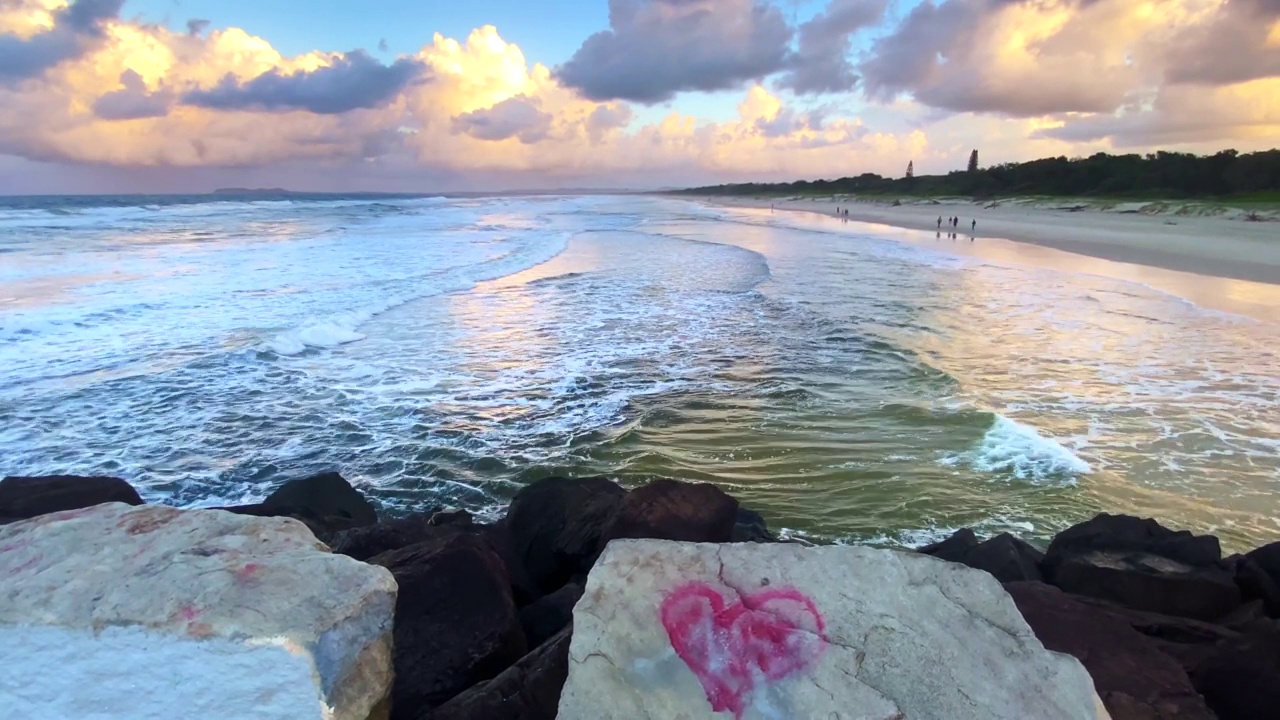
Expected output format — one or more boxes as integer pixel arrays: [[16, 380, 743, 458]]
[[946, 414, 1091, 483]]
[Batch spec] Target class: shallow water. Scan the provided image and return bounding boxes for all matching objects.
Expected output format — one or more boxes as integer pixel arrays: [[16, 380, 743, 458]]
[[2, 194, 1277, 550]]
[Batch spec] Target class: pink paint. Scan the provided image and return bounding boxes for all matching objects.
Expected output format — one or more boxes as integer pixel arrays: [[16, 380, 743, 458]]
[[234, 563, 261, 584], [179, 604, 200, 622], [660, 582, 827, 719]]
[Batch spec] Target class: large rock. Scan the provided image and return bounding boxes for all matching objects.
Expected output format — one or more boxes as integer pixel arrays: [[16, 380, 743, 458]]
[[920, 530, 1044, 582], [0, 503, 395, 720], [425, 627, 573, 720], [330, 510, 443, 561], [1043, 514, 1238, 620], [1239, 542, 1280, 617], [1192, 625, 1280, 720], [0, 475, 142, 519], [1006, 581, 1216, 720], [505, 476, 627, 594], [519, 582, 583, 650], [730, 508, 775, 543], [371, 530, 527, 716], [559, 540, 1106, 720], [219, 471, 379, 541], [598, 479, 738, 547]]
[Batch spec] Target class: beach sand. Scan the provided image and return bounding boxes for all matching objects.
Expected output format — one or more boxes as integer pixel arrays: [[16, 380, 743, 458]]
[[699, 195, 1280, 286]]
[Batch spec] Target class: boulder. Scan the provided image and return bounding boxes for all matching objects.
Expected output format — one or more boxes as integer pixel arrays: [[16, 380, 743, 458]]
[[730, 507, 775, 543], [1006, 581, 1216, 720], [1048, 552, 1240, 621], [425, 627, 573, 720], [1045, 514, 1222, 568], [1043, 514, 1237, 620], [559, 540, 1105, 720], [0, 475, 142, 519], [1240, 543, 1280, 617], [598, 479, 738, 547], [370, 530, 527, 715], [519, 583, 583, 650], [218, 471, 378, 541], [504, 476, 627, 594], [0, 503, 395, 720], [1192, 625, 1280, 720], [330, 510, 442, 561], [921, 530, 1044, 582]]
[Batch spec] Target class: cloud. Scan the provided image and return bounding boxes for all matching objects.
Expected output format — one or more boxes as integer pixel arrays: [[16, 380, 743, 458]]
[[1162, 0, 1280, 86], [183, 50, 425, 114], [451, 94, 553, 143], [587, 103, 633, 143], [859, 0, 1148, 116], [776, 0, 887, 95], [92, 69, 170, 119], [0, 0, 121, 82], [186, 19, 209, 37], [556, 0, 792, 103]]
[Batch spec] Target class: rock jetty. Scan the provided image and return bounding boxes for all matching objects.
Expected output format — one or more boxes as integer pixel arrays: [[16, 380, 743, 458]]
[[1, 471, 1278, 719]]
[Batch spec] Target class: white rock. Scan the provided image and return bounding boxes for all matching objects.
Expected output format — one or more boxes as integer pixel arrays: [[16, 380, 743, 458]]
[[559, 539, 1108, 720], [0, 503, 396, 720]]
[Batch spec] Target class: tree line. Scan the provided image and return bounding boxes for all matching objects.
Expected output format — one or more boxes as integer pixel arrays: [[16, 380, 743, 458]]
[[674, 149, 1280, 200]]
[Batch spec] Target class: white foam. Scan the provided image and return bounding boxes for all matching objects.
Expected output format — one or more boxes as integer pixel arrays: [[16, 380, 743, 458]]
[[951, 414, 1091, 482]]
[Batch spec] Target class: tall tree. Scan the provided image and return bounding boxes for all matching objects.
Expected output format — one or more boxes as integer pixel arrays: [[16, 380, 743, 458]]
[[968, 149, 979, 173], [906, 161, 914, 179]]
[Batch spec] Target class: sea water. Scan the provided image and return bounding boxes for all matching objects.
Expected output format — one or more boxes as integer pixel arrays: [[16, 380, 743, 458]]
[[2, 193, 1277, 550]]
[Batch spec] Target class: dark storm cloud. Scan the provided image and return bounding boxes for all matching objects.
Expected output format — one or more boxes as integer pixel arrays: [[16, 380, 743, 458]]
[[776, 0, 887, 95], [858, 0, 1131, 116], [451, 95, 553, 143], [92, 69, 172, 120], [0, 0, 123, 82], [1162, 0, 1280, 86], [555, 0, 793, 103], [183, 51, 425, 114]]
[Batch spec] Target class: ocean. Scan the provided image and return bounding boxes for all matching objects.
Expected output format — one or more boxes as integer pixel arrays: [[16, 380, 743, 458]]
[[2, 193, 1277, 550]]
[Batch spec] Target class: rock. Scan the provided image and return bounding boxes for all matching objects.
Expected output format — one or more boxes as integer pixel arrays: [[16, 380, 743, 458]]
[[505, 476, 627, 595], [730, 507, 774, 543], [519, 583, 583, 649], [218, 471, 378, 541], [598, 479, 738, 548], [0, 475, 142, 519], [1006, 581, 1215, 719], [921, 530, 1044, 583], [558, 540, 1105, 720], [371, 530, 527, 715], [1240, 543, 1280, 617], [1067, 592, 1240, 676], [1043, 514, 1237, 620], [918, 528, 978, 559], [1192, 625, 1280, 720], [330, 510, 441, 561], [1048, 552, 1240, 621], [430, 509, 473, 527], [0, 503, 395, 720], [425, 626, 573, 720], [1046, 514, 1222, 568]]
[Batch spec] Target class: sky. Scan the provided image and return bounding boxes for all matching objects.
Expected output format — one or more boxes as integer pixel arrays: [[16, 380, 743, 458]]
[[1, 0, 1278, 194]]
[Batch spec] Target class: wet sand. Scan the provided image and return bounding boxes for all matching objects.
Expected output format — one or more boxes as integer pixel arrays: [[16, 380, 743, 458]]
[[699, 196, 1280, 286]]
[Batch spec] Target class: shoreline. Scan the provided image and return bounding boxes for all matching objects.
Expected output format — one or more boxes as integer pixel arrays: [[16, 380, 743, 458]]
[[693, 195, 1280, 287]]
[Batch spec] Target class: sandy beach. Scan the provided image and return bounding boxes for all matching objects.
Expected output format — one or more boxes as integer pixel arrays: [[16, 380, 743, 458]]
[[699, 195, 1280, 286]]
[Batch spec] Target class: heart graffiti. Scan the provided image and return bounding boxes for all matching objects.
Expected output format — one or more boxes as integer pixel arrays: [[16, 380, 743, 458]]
[[660, 582, 827, 718]]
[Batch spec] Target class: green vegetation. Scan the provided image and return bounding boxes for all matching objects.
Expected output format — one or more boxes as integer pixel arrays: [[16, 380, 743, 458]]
[[675, 150, 1280, 203]]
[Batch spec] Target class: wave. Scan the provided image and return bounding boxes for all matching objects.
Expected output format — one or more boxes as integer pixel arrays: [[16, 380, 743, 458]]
[[944, 414, 1091, 483]]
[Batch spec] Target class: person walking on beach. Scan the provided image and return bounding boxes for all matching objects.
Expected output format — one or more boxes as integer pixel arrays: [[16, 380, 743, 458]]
[[937, 216, 942, 229], [971, 218, 976, 232]]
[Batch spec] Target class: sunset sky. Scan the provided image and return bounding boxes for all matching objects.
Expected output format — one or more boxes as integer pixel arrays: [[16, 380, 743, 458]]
[[2, 0, 1278, 194]]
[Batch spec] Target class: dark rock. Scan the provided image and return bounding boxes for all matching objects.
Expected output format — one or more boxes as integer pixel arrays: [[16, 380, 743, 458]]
[[260, 471, 377, 526], [430, 509, 473, 527], [1005, 581, 1216, 719], [0, 475, 142, 519], [1240, 543, 1280, 617], [424, 626, 572, 720], [921, 530, 1043, 583], [730, 507, 775, 543], [505, 477, 627, 595], [519, 583, 583, 650], [918, 528, 978, 559], [1216, 600, 1273, 633], [1049, 551, 1240, 620], [1192, 625, 1280, 720], [1066, 593, 1241, 676], [598, 478, 738, 548], [329, 510, 442, 561], [480, 518, 541, 606], [1045, 513, 1222, 568], [371, 531, 527, 716]]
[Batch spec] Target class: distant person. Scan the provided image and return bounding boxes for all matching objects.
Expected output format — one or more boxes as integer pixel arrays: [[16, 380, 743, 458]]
[[953, 216, 958, 228], [971, 218, 976, 232], [937, 216, 942, 229]]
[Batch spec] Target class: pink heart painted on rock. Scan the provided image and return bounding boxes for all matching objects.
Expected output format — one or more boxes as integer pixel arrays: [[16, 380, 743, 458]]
[[660, 582, 827, 719]]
